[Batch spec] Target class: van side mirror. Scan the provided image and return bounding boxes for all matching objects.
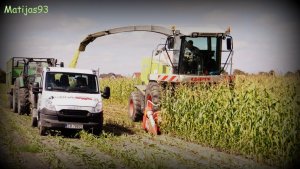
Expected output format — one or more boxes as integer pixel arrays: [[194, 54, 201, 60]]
[[102, 86, 110, 99], [227, 38, 232, 50], [33, 82, 41, 94], [167, 37, 174, 49]]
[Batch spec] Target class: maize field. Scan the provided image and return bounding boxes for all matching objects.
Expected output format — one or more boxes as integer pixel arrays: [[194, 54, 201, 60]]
[[100, 78, 141, 105], [101, 75, 300, 168]]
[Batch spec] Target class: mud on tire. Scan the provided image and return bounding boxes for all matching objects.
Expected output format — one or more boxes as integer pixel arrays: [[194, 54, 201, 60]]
[[128, 91, 143, 122]]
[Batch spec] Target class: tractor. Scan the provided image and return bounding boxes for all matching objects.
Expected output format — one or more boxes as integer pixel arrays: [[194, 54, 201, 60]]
[[7, 57, 63, 115], [73, 25, 234, 135]]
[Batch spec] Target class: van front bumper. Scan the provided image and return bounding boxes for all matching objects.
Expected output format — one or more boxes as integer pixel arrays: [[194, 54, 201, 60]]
[[39, 108, 103, 130]]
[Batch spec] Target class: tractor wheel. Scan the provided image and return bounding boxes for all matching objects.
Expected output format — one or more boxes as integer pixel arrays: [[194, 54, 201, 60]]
[[8, 94, 13, 109], [128, 91, 143, 122], [18, 88, 30, 115], [12, 88, 18, 113], [145, 82, 161, 112]]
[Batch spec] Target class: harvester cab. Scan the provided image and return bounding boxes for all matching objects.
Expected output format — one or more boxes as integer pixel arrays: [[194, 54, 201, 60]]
[[141, 27, 233, 84]]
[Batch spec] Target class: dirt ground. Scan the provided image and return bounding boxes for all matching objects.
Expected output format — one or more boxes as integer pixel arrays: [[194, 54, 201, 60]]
[[0, 90, 276, 169]]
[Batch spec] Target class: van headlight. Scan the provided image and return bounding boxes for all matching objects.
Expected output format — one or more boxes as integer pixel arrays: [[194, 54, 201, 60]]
[[94, 102, 102, 112]]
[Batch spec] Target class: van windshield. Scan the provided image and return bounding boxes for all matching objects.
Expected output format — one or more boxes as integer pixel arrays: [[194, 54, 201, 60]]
[[45, 72, 99, 93]]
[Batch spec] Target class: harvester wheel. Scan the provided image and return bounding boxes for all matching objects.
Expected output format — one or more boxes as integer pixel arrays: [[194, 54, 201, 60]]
[[128, 91, 143, 122], [145, 82, 161, 112], [18, 88, 30, 115]]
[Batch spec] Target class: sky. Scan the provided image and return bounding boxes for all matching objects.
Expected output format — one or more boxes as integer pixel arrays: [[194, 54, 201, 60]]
[[0, 0, 299, 75]]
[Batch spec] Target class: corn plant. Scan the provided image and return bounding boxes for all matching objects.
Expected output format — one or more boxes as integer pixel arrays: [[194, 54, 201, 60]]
[[99, 78, 141, 105], [160, 75, 300, 168]]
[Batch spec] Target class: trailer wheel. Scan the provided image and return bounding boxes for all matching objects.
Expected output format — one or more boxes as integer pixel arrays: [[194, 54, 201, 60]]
[[18, 88, 30, 115], [145, 82, 161, 112], [128, 91, 143, 122], [12, 88, 18, 113]]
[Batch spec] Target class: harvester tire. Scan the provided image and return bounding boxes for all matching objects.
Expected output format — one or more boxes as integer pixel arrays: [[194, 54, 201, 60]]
[[12, 88, 18, 113], [128, 91, 143, 122], [18, 88, 30, 115], [145, 82, 161, 112]]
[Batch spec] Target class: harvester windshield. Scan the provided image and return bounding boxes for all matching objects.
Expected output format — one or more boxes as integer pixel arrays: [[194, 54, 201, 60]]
[[178, 36, 220, 75]]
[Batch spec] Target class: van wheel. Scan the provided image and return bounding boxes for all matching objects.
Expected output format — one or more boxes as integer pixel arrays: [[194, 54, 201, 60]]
[[92, 128, 102, 136], [38, 120, 47, 136], [39, 126, 47, 136]]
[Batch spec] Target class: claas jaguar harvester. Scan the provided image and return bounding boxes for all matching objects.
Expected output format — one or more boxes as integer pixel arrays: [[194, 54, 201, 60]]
[[74, 25, 234, 135]]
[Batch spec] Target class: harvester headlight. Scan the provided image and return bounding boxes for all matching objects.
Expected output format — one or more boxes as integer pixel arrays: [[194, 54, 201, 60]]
[[94, 102, 102, 112]]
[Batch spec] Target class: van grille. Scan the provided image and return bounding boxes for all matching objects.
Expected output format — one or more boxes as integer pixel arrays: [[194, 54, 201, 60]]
[[58, 110, 89, 122], [57, 109, 101, 123]]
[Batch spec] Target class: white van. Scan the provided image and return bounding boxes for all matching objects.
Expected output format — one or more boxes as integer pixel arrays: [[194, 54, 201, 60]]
[[32, 67, 110, 136]]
